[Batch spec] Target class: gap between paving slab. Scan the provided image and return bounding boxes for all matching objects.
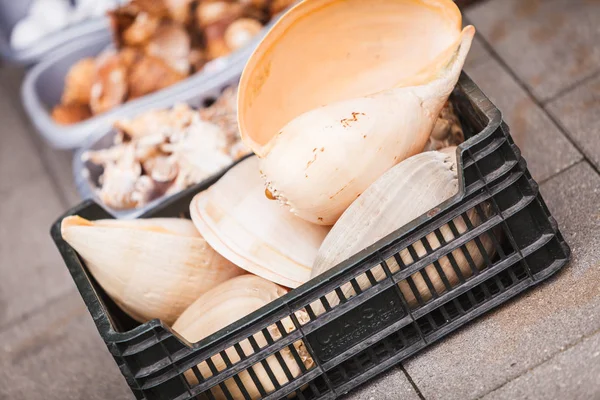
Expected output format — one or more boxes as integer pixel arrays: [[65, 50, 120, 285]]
[[466, 23, 599, 179], [461, 31, 582, 183], [483, 329, 600, 400], [465, 0, 600, 102], [546, 73, 600, 172]]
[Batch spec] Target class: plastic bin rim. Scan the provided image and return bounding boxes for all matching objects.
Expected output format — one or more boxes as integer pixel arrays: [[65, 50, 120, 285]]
[[0, 17, 109, 65], [50, 71, 503, 348]]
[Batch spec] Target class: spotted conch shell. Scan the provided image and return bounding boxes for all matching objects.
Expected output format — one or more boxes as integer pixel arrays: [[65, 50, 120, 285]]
[[238, 0, 476, 225]]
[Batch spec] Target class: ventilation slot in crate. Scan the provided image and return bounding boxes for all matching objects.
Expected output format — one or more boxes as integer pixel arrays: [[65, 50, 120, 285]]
[[384, 202, 514, 310], [417, 262, 529, 336], [325, 323, 420, 388], [294, 263, 390, 325], [187, 338, 316, 400]]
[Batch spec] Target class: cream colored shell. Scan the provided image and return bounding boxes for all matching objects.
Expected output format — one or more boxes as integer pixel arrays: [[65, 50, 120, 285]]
[[238, 0, 475, 225], [61, 216, 243, 324], [312, 148, 495, 311], [172, 274, 314, 399], [189, 157, 330, 288]]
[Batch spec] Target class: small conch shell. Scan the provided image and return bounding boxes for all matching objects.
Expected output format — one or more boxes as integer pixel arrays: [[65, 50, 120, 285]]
[[173, 274, 314, 399], [189, 157, 330, 288], [311, 148, 495, 311], [238, 0, 475, 225], [61, 216, 244, 324]]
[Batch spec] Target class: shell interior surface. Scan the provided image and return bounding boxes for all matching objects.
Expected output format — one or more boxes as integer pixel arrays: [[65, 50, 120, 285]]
[[239, 0, 464, 150], [189, 157, 330, 288], [61, 216, 243, 325]]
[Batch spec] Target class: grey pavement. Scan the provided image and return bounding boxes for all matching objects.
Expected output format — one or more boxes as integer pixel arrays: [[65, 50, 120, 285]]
[[0, 0, 599, 398]]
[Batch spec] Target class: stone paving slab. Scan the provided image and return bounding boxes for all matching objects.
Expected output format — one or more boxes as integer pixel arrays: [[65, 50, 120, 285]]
[[0, 175, 76, 329], [464, 55, 582, 182], [0, 290, 133, 400], [464, 36, 489, 70], [343, 367, 421, 400], [0, 69, 47, 194], [482, 331, 600, 400], [466, 0, 600, 101], [0, 66, 83, 208], [33, 142, 81, 208], [403, 161, 600, 400], [546, 74, 600, 172]]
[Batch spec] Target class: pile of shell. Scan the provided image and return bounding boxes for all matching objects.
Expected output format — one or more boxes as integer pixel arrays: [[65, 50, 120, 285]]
[[51, 0, 296, 124], [82, 86, 250, 210], [61, 1, 496, 398]]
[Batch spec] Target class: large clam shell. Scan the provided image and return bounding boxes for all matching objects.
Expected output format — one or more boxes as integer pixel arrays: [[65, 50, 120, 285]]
[[189, 157, 330, 288], [61, 216, 244, 324], [312, 148, 495, 311], [238, 0, 475, 225], [173, 274, 313, 399]]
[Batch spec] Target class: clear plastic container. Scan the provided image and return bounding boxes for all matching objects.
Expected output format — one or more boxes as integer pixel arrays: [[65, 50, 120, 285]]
[[21, 10, 285, 149], [0, 0, 114, 65], [73, 67, 243, 219]]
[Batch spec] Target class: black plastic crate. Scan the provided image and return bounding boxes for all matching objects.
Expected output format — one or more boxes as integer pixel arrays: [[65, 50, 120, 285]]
[[51, 73, 570, 400]]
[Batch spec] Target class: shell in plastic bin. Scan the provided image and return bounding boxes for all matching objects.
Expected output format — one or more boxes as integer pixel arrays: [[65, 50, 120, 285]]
[[21, 6, 292, 150], [73, 70, 243, 219]]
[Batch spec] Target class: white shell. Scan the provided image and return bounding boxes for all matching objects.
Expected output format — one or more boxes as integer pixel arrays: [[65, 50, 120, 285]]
[[189, 157, 330, 288], [312, 148, 495, 310], [173, 275, 313, 399], [61, 216, 244, 324]]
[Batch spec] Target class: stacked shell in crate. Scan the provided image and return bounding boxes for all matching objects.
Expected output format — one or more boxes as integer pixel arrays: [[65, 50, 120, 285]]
[[54, 0, 558, 399]]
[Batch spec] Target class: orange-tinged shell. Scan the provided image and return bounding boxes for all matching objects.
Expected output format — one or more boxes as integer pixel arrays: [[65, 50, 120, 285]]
[[127, 55, 184, 99], [164, 0, 194, 23], [51, 103, 92, 125], [145, 23, 191, 74], [238, 0, 474, 225], [224, 18, 263, 51], [90, 52, 128, 115], [195, 1, 244, 27], [122, 12, 160, 46]]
